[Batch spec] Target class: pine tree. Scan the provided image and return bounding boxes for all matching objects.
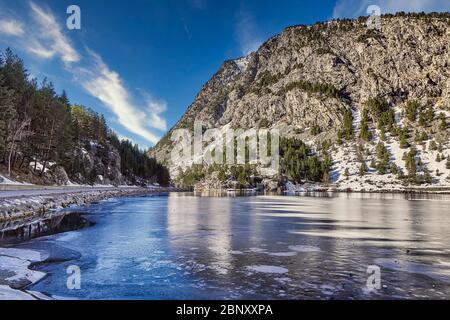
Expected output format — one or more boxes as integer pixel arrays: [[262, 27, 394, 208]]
[[404, 100, 419, 122], [398, 128, 409, 149], [0, 74, 16, 157], [359, 162, 368, 176], [405, 149, 417, 181], [390, 163, 399, 175], [423, 168, 432, 184], [344, 168, 350, 179], [0, 48, 171, 186], [439, 113, 447, 131], [359, 110, 372, 141], [429, 140, 438, 151], [342, 110, 354, 140]]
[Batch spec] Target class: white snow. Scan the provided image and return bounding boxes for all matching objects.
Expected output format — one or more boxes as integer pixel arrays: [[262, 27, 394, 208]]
[[235, 56, 250, 72], [0, 174, 33, 186], [0, 248, 44, 262], [324, 104, 450, 192], [0, 247, 49, 300], [29, 161, 50, 173], [0, 285, 37, 300]]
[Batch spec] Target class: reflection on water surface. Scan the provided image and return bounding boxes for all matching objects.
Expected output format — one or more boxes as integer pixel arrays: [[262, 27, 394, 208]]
[[30, 193, 450, 299]]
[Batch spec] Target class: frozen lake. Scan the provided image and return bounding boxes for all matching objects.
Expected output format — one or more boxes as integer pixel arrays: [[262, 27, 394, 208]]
[[29, 193, 450, 299]]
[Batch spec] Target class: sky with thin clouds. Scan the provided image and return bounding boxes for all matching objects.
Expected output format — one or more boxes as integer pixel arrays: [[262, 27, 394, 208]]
[[0, 0, 448, 148]]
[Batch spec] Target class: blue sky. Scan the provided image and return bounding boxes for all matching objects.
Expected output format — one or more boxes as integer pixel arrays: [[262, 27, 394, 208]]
[[1, 0, 449, 149]]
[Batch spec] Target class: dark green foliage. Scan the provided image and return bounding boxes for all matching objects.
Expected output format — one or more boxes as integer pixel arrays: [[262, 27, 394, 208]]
[[405, 148, 417, 180], [218, 167, 227, 182], [364, 97, 395, 130], [390, 163, 399, 175], [278, 81, 340, 99], [280, 138, 332, 183], [376, 142, 389, 175], [423, 168, 432, 184], [310, 124, 322, 136], [429, 140, 438, 151], [364, 97, 389, 117], [359, 110, 372, 141], [0, 73, 16, 154], [258, 117, 270, 128], [337, 130, 343, 145], [342, 110, 354, 140], [178, 164, 205, 187], [359, 162, 368, 176], [363, 97, 397, 143], [250, 71, 282, 95], [379, 126, 386, 141], [230, 165, 258, 186], [404, 100, 420, 122], [113, 138, 170, 186], [0, 49, 169, 185], [376, 142, 389, 161], [414, 131, 428, 143], [316, 48, 334, 55], [357, 29, 384, 43], [344, 168, 350, 179], [418, 106, 434, 127], [398, 127, 409, 149], [439, 113, 447, 131]]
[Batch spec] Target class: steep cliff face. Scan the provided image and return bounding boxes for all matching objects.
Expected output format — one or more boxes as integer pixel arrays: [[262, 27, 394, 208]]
[[151, 13, 450, 190], [66, 142, 125, 186], [0, 141, 125, 186]]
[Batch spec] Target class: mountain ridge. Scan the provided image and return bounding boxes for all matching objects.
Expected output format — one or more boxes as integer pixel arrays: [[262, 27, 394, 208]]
[[150, 12, 450, 191]]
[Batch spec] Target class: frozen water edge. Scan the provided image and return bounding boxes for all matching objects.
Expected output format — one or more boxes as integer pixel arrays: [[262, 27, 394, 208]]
[[0, 241, 83, 300], [0, 247, 53, 300]]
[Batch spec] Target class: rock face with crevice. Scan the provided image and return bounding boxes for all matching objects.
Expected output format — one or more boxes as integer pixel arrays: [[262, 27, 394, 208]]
[[150, 13, 450, 190]]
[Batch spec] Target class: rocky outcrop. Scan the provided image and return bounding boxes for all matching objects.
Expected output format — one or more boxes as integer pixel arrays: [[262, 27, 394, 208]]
[[69, 142, 125, 186], [150, 13, 450, 190]]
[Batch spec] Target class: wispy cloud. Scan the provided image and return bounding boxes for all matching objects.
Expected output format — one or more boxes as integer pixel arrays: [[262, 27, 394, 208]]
[[144, 94, 168, 132], [235, 9, 262, 56], [79, 50, 163, 145], [0, 1, 168, 146], [28, 1, 79, 64], [0, 19, 24, 36], [333, 0, 450, 19]]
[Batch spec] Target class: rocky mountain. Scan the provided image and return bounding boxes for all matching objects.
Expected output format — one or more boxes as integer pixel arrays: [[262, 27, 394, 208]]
[[150, 12, 450, 191], [1, 138, 164, 187]]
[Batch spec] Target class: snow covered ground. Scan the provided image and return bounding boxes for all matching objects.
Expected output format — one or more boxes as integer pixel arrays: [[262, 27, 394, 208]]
[[286, 105, 450, 193], [0, 247, 53, 300], [0, 174, 33, 186]]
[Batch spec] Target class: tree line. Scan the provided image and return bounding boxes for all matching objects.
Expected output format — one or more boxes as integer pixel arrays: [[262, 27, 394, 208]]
[[0, 48, 169, 186]]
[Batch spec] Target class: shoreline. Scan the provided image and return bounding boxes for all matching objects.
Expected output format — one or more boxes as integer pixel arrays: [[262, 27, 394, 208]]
[[194, 186, 450, 195], [1, 186, 450, 300], [0, 186, 183, 300], [0, 186, 182, 223], [0, 241, 85, 300]]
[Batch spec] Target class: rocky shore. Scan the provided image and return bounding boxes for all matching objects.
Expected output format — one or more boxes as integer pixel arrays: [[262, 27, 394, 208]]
[[0, 186, 182, 300], [0, 187, 178, 223]]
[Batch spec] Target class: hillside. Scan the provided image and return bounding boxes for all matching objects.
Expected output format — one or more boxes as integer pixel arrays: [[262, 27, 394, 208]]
[[0, 49, 170, 187], [150, 12, 450, 192]]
